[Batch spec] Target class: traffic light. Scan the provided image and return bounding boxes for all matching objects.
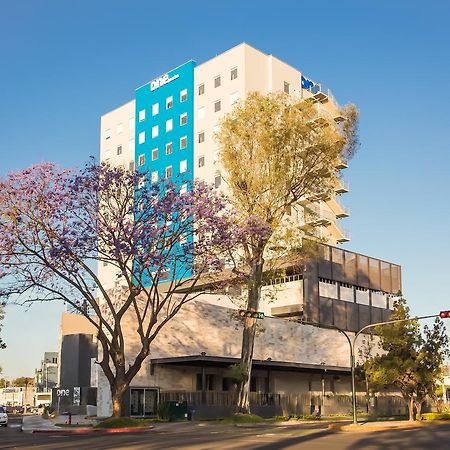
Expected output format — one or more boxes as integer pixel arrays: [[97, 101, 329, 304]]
[[439, 311, 450, 319], [238, 310, 265, 320]]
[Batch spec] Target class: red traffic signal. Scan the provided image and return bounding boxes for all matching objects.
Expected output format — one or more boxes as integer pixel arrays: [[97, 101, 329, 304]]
[[439, 311, 450, 319]]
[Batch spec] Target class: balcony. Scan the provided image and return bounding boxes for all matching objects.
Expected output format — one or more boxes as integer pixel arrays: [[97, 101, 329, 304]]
[[335, 160, 348, 170], [301, 76, 329, 103], [335, 180, 349, 194], [326, 197, 349, 218], [301, 207, 335, 229]]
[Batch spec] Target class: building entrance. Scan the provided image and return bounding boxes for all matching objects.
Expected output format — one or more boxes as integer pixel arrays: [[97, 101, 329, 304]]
[[129, 388, 158, 417]]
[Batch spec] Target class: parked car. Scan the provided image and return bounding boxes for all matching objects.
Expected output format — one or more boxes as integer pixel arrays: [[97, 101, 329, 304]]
[[0, 407, 8, 427]]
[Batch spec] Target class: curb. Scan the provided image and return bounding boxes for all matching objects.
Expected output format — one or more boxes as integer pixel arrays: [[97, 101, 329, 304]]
[[29, 426, 154, 435], [328, 421, 429, 433]]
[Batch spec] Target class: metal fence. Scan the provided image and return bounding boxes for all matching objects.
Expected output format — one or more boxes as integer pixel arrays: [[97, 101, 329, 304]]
[[159, 391, 407, 418]]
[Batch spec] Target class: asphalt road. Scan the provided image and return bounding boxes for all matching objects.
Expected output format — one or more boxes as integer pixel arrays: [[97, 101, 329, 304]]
[[1, 416, 450, 450]]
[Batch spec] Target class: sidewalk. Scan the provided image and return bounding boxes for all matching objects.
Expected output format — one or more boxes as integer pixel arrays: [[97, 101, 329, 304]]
[[22, 415, 58, 433], [329, 419, 442, 433]]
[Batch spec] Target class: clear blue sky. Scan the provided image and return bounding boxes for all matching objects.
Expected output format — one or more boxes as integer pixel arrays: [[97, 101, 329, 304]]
[[1, 0, 450, 379]]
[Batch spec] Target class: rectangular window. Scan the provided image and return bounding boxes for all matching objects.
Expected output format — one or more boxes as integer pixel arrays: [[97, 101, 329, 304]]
[[284, 81, 290, 94], [138, 131, 146, 144], [128, 118, 134, 130], [138, 154, 145, 166], [117, 123, 123, 134], [166, 96, 173, 109], [214, 100, 221, 112], [151, 148, 158, 161], [165, 166, 172, 178], [105, 129, 111, 140], [215, 173, 222, 188], [214, 75, 221, 88], [180, 89, 188, 102], [198, 107, 205, 119], [152, 125, 159, 138], [198, 131, 205, 143], [128, 139, 134, 151], [180, 183, 187, 194], [151, 171, 158, 183], [166, 118, 173, 132], [230, 91, 239, 105], [198, 156, 205, 168], [129, 161, 135, 171], [180, 112, 187, 126], [231, 67, 238, 80], [180, 136, 187, 149], [180, 159, 187, 173], [116, 145, 122, 156], [165, 142, 173, 155], [198, 83, 205, 95], [138, 109, 146, 122], [152, 103, 159, 116]]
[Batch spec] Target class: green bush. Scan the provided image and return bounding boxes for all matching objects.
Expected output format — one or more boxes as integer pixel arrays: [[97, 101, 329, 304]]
[[274, 415, 289, 421], [417, 413, 450, 421], [296, 414, 322, 421]]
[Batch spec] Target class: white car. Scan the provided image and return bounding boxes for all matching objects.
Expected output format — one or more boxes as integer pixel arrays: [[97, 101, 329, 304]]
[[0, 407, 8, 427]]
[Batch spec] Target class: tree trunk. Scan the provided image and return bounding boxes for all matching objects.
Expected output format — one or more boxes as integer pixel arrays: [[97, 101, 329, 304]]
[[408, 396, 415, 421], [111, 381, 129, 417], [415, 400, 424, 421], [236, 258, 264, 414]]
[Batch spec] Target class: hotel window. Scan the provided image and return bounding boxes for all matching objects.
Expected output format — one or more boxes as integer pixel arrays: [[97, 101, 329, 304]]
[[152, 103, 159, 116], [284, 81, 290, 94], [180, 183, 187, 195], [180, 159, 187, 174], [166, 118, 173, 132], [180, 89, 188, 102], [231, 67, 238, 80], [152, 125, 159, 138], [151, 171, 158, 184], [117, 123, 123, 134], [128, 139, 134, 151], [198, 131, 205, 143], [139, 109, 146, 122], [166, 96, 173, 109], [214, 75, 221, 88], [180, 136, 187, 149], [138, 175, 145, 189], [138, 131, 146, 144], [166, 142, 173, 155], [230, 91, 239, 105], [198, 107, 205, 119], [129, 161, 135, 171], [180, 112, 187, 126], [105, 128, 111, 140], [214, 172, 222, 188], [165, 166, 172, 178], [151, 148, 158, 161], [198, 156, 205, 168], [138, 154, 145, 166], [214, 100, 221, 112], [198, 83, 205, 95], [128, 118, 134, 130], [104, 149, 111, 160], [116, 145, 122, 156]]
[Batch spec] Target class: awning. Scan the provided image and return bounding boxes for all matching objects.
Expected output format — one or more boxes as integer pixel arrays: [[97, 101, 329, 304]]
[[150, 355, 350, 375]]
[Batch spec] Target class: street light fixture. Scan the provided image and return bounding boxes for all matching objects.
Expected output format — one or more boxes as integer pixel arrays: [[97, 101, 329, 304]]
[[337, 313, 442, 425]]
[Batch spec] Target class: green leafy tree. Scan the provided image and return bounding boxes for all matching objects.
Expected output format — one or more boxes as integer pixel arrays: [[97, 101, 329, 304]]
[[365, 298, 449, 421], [216, 91, 358, 413]]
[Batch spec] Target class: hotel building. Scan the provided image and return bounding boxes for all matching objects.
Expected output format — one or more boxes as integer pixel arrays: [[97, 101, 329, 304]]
[[96, 43, 402, 417]]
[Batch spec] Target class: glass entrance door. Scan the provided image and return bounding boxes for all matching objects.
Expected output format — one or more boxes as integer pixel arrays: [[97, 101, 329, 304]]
[[130, 388, 159, 417]]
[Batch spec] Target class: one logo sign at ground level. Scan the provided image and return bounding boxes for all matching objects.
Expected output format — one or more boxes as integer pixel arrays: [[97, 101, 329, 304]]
[[56, 388, 70, 397]]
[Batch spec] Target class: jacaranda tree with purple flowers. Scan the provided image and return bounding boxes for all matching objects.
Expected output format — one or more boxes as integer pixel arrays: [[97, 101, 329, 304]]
[[0, 160, 236, 416]]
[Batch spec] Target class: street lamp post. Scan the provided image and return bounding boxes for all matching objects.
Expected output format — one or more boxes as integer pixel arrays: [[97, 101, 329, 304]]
[[337, 314, 439, 425]]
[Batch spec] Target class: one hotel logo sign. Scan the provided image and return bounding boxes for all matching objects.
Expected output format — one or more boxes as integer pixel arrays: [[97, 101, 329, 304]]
[[150, 73, 179, 91]]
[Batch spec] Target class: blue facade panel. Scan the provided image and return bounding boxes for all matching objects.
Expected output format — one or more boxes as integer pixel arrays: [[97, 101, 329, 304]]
[[135, 60, 195, 187], [134, 61, 196, 282]]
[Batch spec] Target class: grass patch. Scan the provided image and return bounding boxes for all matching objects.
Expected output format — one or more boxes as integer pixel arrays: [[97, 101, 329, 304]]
[[221, 413, 266, 424], [94, 417, 161, 429]]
